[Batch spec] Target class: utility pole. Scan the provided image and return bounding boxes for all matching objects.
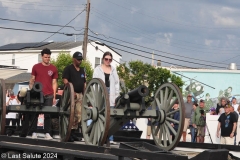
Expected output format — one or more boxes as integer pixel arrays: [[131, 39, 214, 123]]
[[82, 0, 90, 60]]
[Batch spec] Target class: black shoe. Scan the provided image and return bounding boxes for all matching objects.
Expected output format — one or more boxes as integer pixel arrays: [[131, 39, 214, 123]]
[[19, 133, 27, 137], [72, 134, 81, 141], [68, 136, 74, 142]]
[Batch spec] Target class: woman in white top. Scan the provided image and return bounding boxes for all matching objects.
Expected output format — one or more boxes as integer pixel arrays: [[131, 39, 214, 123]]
[[93, 51, 120, 144], [6, 91, 20, 126]]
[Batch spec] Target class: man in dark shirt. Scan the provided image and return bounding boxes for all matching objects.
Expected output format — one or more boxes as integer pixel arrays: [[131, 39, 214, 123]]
[[216, 98, 227, 115], [62, 51, 86, 142], [217, 105, 237, 145]]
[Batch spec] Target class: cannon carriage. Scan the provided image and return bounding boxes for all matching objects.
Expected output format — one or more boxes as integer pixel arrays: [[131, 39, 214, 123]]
[[0, 78, 185, 151]]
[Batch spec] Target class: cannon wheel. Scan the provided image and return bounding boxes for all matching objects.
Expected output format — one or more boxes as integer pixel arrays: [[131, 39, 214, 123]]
[[59, 82, 75, 142], [151, 83, 185, 151], [0, 79, 6, 135], [81, 78, 110, 146]]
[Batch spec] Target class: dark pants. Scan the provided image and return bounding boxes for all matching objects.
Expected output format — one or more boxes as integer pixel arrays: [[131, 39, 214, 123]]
[[6, 119, 17, 126], [21, 95, 53, 135]]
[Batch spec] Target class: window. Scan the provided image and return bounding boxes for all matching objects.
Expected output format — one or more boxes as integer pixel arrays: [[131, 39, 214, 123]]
[[12, 54, 15, 65], [38, 54, 42, 63], [95, 57, 101, 68]]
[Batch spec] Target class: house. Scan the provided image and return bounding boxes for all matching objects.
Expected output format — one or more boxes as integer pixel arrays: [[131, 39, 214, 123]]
[[0, 41, 122, 72]]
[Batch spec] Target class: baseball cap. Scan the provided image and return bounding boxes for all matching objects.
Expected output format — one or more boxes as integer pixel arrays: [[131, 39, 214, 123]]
[[210, 107, 216, 111], [232, 97, 236, 101], [200, 99, 205, 103], [73, 51, 83, 60]]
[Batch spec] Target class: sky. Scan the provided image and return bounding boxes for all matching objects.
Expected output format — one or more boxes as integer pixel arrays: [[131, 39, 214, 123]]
[[1, 0, 240, 69]]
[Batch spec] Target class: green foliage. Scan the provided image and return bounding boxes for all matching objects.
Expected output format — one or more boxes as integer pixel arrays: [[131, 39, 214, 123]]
[[51, 52, 93, 86], [117, 61, 184, 103]]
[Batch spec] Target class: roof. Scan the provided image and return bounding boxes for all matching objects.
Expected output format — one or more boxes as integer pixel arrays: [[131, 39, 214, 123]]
[[0, 68, 28, 80], [6, 72, 31, 81], [0, 41, 122, 57], [0, 42, 51, 51], [29, 41, 83, 50]]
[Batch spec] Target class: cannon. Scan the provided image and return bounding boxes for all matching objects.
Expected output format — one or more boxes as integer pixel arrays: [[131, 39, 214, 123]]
[[81, 78, 185, 151], [26, 82, 44, 108], [0, 79, 75, 142]]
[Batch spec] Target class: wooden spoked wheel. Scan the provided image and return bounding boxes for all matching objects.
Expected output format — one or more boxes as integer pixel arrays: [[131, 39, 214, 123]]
[[0, 79, 6, 135], [59, 82, 75, 142], [151, 83, 185, 151], [81, 78, 110, 146]]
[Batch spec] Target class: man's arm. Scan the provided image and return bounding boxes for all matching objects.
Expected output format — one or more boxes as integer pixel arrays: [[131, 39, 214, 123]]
[[52, 79, 58, 99], [232, 122, 237, 134], [29, 75, 35, 89]]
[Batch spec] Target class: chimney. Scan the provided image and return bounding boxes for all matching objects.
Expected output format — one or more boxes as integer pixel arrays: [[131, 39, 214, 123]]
[[157, 60, 161, 66], [228, 63, 237, 70]]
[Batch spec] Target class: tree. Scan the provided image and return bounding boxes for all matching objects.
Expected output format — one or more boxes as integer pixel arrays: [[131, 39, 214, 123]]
[[117, 61, 184, 102], [51, 52, 93, 86]]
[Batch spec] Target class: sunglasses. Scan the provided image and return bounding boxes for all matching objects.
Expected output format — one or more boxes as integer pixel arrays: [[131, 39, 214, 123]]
[[104, 58, 112, 62]]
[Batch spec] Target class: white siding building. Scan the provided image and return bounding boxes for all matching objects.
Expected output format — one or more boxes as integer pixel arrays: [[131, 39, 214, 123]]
[[0, 41, 122, 72]]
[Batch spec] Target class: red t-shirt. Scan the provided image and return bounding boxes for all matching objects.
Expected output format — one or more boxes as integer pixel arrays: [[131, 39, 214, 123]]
[[31, 63, 58, 96]]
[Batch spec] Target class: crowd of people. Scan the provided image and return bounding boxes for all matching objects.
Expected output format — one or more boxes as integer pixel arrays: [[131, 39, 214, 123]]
[[183, 95, 239, 145]]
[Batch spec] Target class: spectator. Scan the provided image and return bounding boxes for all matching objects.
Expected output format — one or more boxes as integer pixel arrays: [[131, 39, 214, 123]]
[[230, 106, 239, 145], [6, 91, 20, 127], [170, 100, 180, 141], [192, 99, 207, 143], [238, 105, 240, 115], [216, 98, 227, 115], [183, 94, 198, 142], [93, 51, 120, 144], [231, 97, 238, 112], [189, 102, 198, 142], [209, 107, 217, 115], [217, 105, 237, 145]]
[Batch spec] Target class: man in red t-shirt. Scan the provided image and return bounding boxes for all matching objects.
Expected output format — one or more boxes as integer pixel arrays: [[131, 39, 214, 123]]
[[29, 48, 58, 140]]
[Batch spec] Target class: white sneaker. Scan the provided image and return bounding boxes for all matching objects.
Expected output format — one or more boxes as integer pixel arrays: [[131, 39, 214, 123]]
[[32, 133, 37, 139], [45, 133, 53, 140], [110, 141, 117, 145]]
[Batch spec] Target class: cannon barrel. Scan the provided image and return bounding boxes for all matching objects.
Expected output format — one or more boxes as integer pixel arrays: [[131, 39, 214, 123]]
[[31, 82, 42, 93], [127, 85, 149, 102]]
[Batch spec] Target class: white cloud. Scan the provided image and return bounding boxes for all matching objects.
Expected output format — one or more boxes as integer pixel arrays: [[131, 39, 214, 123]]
[[205, 39, 213, 46]]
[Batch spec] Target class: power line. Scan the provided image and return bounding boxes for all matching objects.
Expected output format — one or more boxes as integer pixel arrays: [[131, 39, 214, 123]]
[[88, 31, 229, 65], [0, 5, 84, 12], [0, 17, 84, 31], [0, 26, 82, 35], [88, 35, 229, 68], [91, 38, 226, 69], [0, 0, 82, 8], [105, 0, 240, 30], [99, 43, 196, 69], [88, 40, 120, 64], [34, 9, 85, 47]]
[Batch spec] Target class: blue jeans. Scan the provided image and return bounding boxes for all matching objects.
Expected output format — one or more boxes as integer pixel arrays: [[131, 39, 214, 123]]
[[190, 126, 196, 142]]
